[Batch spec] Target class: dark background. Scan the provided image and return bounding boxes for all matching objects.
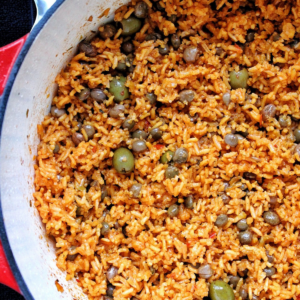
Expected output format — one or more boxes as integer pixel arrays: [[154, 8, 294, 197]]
[[1, 1, 35, 299]]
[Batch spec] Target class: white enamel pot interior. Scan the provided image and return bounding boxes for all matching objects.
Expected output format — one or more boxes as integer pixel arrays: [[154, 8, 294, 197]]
[[0, 0, 129, 299]]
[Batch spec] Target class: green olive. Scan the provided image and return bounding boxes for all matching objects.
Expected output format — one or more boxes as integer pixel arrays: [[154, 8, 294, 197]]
[[209, 280, 234, 300], [229, 69, 249, 89], [109, 77, 129, 103], [160, 150, 174, 164], [112, 148, 135, 174], [165, 165, 179, 179], [121, 17, 142, 36]]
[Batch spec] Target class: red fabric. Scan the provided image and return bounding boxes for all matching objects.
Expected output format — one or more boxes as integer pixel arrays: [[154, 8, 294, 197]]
[[0, 239, 20, 293], [0, 34, 28, 95]]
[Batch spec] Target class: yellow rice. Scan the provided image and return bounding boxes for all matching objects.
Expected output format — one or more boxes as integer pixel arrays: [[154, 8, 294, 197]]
[[34, 0, 300, 299]]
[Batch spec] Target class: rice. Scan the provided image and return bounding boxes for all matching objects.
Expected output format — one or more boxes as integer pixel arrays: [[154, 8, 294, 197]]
[[34, 0, 300, 299]]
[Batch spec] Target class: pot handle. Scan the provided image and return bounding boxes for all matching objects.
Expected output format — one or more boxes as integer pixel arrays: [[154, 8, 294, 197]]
[[0, 34, 28, 96], [0, 239, 20, 293]]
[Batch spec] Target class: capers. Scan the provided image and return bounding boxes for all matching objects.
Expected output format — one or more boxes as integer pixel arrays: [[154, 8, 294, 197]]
[[170, 34, 181, 50], [109, 77, 129, 102], [222, 92, 231, 106], [51, 106, 66, 118], [150, 127, 163, 140], [77, 88, 91, 101], [53, 144, 60, 154], [165, 165, 179, 179], [228, 275, 240, 288], [179, 90, 195, 104], [106, 284, 115, 297], [224, 133, 238, 147], [146, 92, 157, 105], [294, 129, 300, 143], [134, 1, 148, 18], [209, 280, 234, 300], [160, 150, 174, 164], [121, 17, 142, 36], [132, 129, 148, 139], [237, 219, 248, 231], [239, 231, 253, 245], [132, 140, 147, 152], [168, 204, 179, 217], [215, 214, 228, 227], [130, 183, 142, 198], [122, 41, 134, 54], [184, 195, 194, 209], [122, 119, 136, 130], [78, 41, 97, 57], [101, 222, 110, 235], [67, 246, 78, 261], [229, 69, 249, 89], [82, 124, 95, 139], [198, 264, 214, 279], [264, 267, 276, 277], [107, 266, 118, 281], [263, 211, 280, 226], [112, 148, 135, 174], [173, 148, 188, 164], [262, 104, 276, 122], [109, 104, 125, 118], [72, 132, 85, 146], [183, 46, 199, 63], [99, 24, 117, 40], [91, 88, 107, 102]]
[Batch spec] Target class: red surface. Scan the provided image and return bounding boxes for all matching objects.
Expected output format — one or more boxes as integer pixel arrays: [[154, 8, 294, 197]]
[[0, 34, 28, 95], [0, 35, 27, 294], [0, 239, 20, 293]]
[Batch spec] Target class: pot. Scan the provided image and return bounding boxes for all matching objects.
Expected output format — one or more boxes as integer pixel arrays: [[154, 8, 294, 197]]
[[0, 0, 129, 298]]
